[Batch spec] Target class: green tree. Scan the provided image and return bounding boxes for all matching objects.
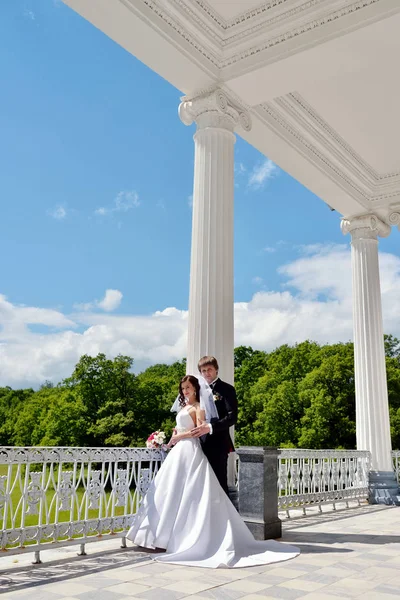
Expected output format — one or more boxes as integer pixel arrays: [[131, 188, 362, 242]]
[[298, 348, 356, 449], [13, 388, 53, 446], [0, 338, 399, 451], [0, 387, 34, 445], [65, 354, 137, 446], [134, 361, 186, 444], [40, 389, 87, 446], [235, 349, 269, 445], [251, 380, 300, 447], [384, 334, 400, 360]]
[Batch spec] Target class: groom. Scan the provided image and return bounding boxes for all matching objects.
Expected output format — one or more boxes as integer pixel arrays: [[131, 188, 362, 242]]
[[191, 356, 237, 495]]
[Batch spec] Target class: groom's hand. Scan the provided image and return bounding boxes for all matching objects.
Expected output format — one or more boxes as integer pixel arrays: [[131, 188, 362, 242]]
[[190, 423, 211, 437]]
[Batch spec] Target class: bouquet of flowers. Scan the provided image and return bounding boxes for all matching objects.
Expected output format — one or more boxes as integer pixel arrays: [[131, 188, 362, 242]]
[[146, 430, 167, 449]]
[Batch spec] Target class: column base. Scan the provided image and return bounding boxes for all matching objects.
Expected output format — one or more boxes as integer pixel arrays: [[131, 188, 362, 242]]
[[243, 517, 282, 541], [369, 471, 400, 505]]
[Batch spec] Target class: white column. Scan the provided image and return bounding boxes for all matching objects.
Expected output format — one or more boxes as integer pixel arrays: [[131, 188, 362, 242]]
[[179, 89, 251, 383], [179, 90, 251, 490], [341, 214, 392, 471]]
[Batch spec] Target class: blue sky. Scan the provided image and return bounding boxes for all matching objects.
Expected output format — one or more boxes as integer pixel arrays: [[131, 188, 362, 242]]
[[1, 0, 400, 387]]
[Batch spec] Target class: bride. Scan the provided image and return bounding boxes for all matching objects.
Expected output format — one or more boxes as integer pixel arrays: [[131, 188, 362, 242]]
[[126, 375, 299, 568]]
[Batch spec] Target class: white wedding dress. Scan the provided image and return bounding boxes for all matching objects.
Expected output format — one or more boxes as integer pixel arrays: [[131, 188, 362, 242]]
[[126, 407, 299, 568]]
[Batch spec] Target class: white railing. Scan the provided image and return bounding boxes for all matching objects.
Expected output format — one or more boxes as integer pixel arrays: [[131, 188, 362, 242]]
[[393, 451, 400, 484], [0, 446, 162, 562], [278, 449, 371, 516], [0, 446, 398, 561]]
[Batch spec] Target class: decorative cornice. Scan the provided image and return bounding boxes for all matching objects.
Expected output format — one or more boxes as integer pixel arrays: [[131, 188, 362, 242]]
[[176, 0, 323, 45], [255, 92, 400, 209], [341, 214, 391, 240], [280, 93, 387, 183], [220, 0, 381, 68], [256, 101, 371, 206], [139, 0, 220, 66], [192, 0, 290, 31], [133, 0, 389, 73], [179, 88, 252, 132], [222, 0, 322, 47]]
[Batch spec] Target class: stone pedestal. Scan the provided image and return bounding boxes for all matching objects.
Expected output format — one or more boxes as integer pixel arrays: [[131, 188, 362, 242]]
[[369, 471, 400, 505], [236, 446, 282, 540]]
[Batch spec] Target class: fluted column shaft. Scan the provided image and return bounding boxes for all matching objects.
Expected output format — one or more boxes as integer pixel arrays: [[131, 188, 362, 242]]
[[187, 126, 235, 381], [342, 215, 392, 471], [179, 89, 251, 383]]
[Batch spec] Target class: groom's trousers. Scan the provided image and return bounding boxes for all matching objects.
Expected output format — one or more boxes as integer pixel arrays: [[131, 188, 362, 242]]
[[205, 451, 228, 496]]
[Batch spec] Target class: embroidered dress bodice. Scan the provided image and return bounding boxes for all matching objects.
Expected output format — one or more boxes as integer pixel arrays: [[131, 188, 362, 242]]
[[175, 405, 196, 433]]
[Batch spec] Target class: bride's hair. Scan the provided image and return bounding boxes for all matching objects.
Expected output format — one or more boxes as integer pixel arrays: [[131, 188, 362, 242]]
[[178, 375, 201, 408]]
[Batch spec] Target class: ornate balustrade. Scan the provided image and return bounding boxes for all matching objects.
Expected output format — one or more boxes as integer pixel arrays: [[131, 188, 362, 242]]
[[0, 446, 398, 561], [0, 446, 162, 562], [277, 449, 371, 516]]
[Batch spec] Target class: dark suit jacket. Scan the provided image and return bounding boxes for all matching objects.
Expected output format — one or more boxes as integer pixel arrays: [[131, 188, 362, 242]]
[[201, 378, 238, 456]]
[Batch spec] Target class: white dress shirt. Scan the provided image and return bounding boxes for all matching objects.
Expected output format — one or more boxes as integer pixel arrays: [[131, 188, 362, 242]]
[[207, 378, 219, 435]]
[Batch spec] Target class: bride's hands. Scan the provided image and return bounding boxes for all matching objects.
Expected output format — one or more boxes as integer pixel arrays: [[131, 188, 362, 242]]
[[167, 428, 180, 448]]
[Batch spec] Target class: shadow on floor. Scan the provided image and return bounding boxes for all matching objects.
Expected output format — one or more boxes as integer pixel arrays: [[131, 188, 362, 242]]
[[284, 531, 400, 546], [0, 546, 151, 596], [282, 504, 395, 530], [288, 543, 352, 554]]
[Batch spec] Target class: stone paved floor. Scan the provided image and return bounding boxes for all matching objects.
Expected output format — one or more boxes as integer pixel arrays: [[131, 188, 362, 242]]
[[1, 504, 400, 599]]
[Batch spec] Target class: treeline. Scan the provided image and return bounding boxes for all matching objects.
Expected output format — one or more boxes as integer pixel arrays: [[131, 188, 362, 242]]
[[1, 337, 400, 450]]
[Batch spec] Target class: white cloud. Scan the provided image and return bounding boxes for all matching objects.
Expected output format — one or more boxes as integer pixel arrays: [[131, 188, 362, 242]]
[[279, 244, 352, 301], [235, 163, 247, 175], [0, 295, 75, 334], [95, 207, 107, 216], [47, 205, 67, 220], [248, 159, 277, 189], [97, 289, 123, 312], [252, 276, 264, 285], [74, 289, 123, 313], [95, 191, 140, 216], [72, 301, 94, 312], [115, 191, 140, 211], [235, 162, 248, 188], [1, 245, 400, 388], [296, 242, 342, 256], [263, 246, 276, 254], [23, 9, 35, 20]]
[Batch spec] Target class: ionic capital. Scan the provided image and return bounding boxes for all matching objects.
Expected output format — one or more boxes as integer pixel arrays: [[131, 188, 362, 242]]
[[178, 88, 252, 132], [388, 204, 400, 230], [341, 214, 391, 241]]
